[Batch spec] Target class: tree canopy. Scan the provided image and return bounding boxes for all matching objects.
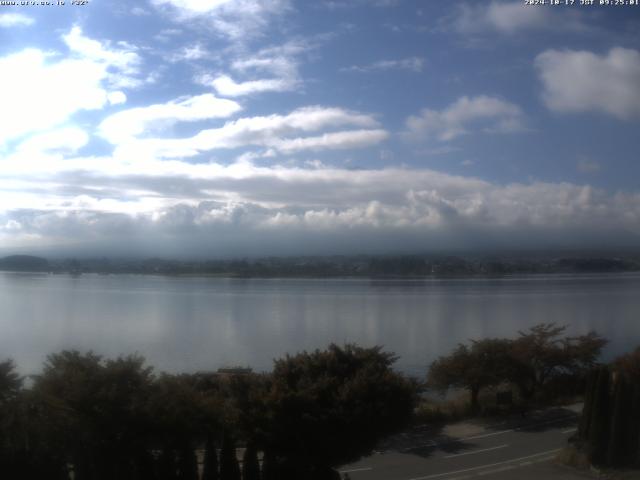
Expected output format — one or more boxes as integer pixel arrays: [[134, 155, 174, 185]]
[[428, 323, 607, 408], [262, 344, 417, 473], [428, 338, 512, 411]]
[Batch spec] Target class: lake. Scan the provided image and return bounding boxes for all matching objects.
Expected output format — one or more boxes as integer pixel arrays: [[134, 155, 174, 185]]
[[1, 272, 639, 377]]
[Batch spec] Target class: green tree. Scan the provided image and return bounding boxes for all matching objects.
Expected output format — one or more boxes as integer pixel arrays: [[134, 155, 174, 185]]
[[428, 338, 512, 411], [0, 359, 21, 403], [242, 443, 260, 480], [32, 351, 155, 480], [509, 324, 606, 400], [202, 436, 219, 480], [177, 445, 198, 480], [261, 450, 277, 480], [613, 347, 640, 380], [262, 344, 417, 476], [587, 366, 610, 465], [220, 432, 241, 480]]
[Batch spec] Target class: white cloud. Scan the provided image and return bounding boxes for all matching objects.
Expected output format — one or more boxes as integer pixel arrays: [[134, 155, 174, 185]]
[[107, 91, 128, 105], [16, 127, 89, 155], [272, 129, 389, 153], [535, 48, 640, 119], [150, 0, 290, 39], [63, 26, 145, 89], [1, 156, 639, 255], [106, 106, 383, 158], [199, 41, 305, 97], [405, 95, 524, 142], [207, 75, 295, 97], [0, 49, 107, 145], [0, 13, 34, 27], [0, 27, 147, 145], [451, 1, 588, 35], [341, 57, 424, 73], [173, 44, 209, 61], [99, 94, 242, 144]]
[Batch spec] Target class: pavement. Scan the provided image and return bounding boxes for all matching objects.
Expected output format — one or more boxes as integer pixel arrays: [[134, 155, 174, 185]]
[[339, 404, 600, 480]]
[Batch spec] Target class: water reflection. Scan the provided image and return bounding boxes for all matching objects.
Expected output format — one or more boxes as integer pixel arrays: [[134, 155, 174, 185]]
[[1, 272, 639, 377]]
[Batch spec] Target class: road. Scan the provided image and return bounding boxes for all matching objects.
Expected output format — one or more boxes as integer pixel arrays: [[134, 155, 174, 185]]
[[339, 405, 594, 480]]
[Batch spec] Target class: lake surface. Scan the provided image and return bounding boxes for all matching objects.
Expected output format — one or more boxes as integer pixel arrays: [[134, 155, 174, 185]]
[[1, 272, 639, 377]]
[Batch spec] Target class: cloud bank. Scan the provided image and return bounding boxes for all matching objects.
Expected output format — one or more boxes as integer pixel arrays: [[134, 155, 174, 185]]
[[405, 96, 524, 142], [2, 157, 639, 256], [536, 47, 640, 119]]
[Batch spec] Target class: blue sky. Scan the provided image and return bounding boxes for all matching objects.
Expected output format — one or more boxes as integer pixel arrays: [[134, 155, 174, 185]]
[[0, 0, 639, 257]]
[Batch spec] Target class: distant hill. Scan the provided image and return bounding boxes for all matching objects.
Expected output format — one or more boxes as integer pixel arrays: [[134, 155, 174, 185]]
[[0, 255, 49, 272]]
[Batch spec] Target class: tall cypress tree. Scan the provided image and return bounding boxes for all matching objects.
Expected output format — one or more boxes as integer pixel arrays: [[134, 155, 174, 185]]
[[628, 383, 640, 465], [587, 366, 611, 465], [220, 433, 241, 480], [202, 437, 219, 480], [261, 450, 277, 480], [158, 448, 178, 480], [176, 445, 198, 480], [242, 444, 260, 480], [578, 370, 598, 440], [606, 374, 627, 466]]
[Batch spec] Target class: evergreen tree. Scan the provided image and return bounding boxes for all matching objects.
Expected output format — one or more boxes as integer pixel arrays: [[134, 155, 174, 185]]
[[587, 366, 610, 465], [578, 369, 598, 439], [606, 374, 627, 466], [177, 445, 198, 480], [220, 433, 241, 480], [242, 444, 260, 480], [630, 383, 640, 464], [202, 438, 219, 480], [260, 450, 277, 480], [158, 448, 178, 480]]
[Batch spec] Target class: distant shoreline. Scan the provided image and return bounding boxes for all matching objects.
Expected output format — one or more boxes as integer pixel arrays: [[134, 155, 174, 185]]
[[2, 269, 640, 281], [2, 253, 640, 278]]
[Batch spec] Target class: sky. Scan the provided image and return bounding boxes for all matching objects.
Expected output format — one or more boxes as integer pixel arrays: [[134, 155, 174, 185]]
[[0, 0, 639, 258]]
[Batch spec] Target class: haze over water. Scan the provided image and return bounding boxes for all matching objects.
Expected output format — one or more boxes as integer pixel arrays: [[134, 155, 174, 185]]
[[2, 271, 639, 377]]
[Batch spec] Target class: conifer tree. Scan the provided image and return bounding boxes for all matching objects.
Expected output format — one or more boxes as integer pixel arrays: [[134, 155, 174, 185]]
[[606, 374, 627, 466], [261, 450, 277, 480], [202, 437, 219, 480], [177, 445, 198, 480], [220, 433, 241, 480], [587, 366, 610, 465], [242, 444, 260, 480]]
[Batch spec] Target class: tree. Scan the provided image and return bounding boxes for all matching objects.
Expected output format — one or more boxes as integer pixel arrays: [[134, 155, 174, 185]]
[[0, 359, 21, 403], [262, 344, 417, 475], [242, 443, 260, 480], [177, 445, 198, 480], [202, 437, 219, 480], [587, 366, 610, 465], [509, 324, 606, 400], [147, 374, 213, 480], [220, 432, 241, 480], [32, 351, 156, 480], [576, 364, 640, 468], [613, 347, 640, 380], [428, 339, 512, 411], [261, 450, 277, 480]]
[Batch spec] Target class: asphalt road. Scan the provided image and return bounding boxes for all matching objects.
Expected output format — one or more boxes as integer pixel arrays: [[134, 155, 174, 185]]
[[339, 406, 594, 480]]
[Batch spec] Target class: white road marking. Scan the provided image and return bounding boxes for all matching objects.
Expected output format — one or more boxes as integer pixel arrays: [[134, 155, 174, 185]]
[[401, 416, 577, 453], [444, 444, 509, 459], [406, 448, 561, 480], [477, 465, 515, 475], [562, 428, 577, 434], [458, 429, 513, 442], [459, 416, 574, 442], [339, 467, 373, 473], [402, 441, 437, 451]]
